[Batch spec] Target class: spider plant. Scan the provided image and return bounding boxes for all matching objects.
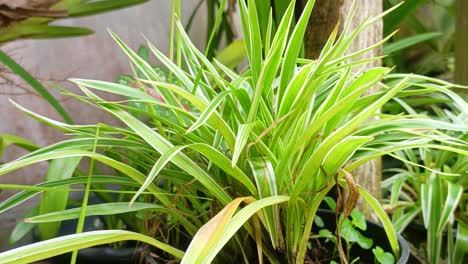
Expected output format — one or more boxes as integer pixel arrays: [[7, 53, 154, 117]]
[[0, 0, 467, 263], [382, 96, 468, 263]]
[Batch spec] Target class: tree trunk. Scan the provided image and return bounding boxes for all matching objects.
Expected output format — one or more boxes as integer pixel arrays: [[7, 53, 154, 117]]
[[297, 0, 342, 59], [299, 0, 383, 220]]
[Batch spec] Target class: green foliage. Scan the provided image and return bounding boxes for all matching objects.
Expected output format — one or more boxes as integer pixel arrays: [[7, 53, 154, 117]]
[[68, 0, 150, 17], [313, 203, 395, 264], [383, 0, 456, 75], [0, 134, 39, 159], [0, 0, 149, 43], [0, 1, 467, 263], [0, 230, 184, 263], [187, 0, 236, 60], [373, 246, 396, 264], [341, 211, 373, 250], [382, 94, 467, 263], [38, 157, 82, 240], [0, 1, 149, 244], [8, 207, 38, 245]]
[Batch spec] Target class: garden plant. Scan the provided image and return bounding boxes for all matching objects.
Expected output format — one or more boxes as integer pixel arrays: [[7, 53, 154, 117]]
[[382, 93, 467, 263], [381, 1, 467, 262], [0, 0, 467, 263]]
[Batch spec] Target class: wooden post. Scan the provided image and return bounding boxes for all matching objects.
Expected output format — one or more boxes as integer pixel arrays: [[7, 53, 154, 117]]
[[298, 0, 383, 220]]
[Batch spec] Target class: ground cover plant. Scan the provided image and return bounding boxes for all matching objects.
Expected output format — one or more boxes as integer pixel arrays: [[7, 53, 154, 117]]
[[382, 94, 467, 263], [314, 198, 397, 264], [0, 0, 467, 263], [381, 2, 468, 259]]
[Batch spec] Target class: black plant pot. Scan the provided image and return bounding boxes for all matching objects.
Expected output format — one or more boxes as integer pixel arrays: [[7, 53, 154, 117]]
[[51, 247, 144, 264], [315, 209, 410, 264]]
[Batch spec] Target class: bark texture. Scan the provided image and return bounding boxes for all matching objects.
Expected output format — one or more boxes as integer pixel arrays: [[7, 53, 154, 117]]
[[297, 0, 343, 59], [298, 0, 383, 220]]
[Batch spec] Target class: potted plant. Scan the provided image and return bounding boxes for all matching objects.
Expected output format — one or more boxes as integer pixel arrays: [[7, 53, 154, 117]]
[[382, 96, 467, 263], [0, 0, 466, 263]]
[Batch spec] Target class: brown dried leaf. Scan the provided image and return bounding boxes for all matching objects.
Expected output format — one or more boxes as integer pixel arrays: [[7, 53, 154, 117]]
[[341, 169, 359, 220], [0, 0, 65, 28], [0, 0, 60, 9]]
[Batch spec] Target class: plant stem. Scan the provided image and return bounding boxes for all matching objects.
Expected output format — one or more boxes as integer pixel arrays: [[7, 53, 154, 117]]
[[70, 127, 99, 264]]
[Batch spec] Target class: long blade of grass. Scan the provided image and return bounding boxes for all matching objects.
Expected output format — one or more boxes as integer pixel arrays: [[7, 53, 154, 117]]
[[69, 0, 149, 17], [279, 0, 316, 103], [109, 31, 182, 107], [358, 187, 400, 257], [247, 0, 295, 123], [0, 230, 184, 263], [0, 149, 169, 205], [0, 176, 138, 214], [131, 142, 257, 205], [186, 90, 233, 133], [137, 80, 236, 152], [249, 158, 281, 248], [239, 0, 262, 83], [38, 157, 81, 240], [0, 134, 39, 158], [26, 203, 170, 223], [204, 196, 290, 263], [437, 182, 463, 233], [129, 145, 186, 205], [383, 32, 442, 55], [393, 206, 422, 233], [70, 126, 100, 264], [182, 197, 246, 263], [453, 223, 468, 264], [0, 25, 93, 43], [232, 123, 256, 166]]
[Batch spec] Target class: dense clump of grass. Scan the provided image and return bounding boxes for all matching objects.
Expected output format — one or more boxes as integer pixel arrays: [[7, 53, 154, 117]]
[[0, 1, 466, 263]]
